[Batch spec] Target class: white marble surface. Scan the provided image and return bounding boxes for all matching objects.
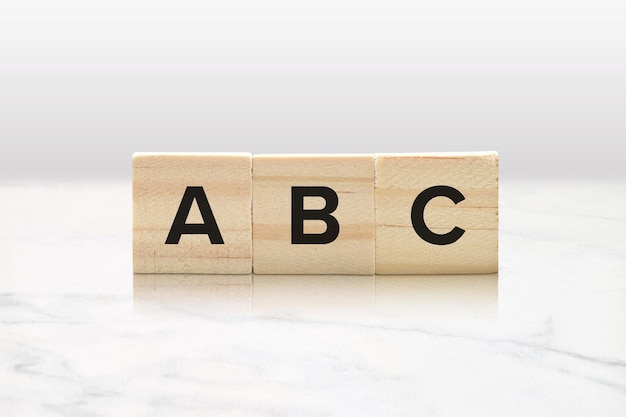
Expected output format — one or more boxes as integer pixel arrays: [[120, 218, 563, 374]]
[[1, 178, 625, 416]]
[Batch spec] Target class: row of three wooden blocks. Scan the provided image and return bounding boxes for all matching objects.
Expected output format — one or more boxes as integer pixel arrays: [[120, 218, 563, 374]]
[[133, 152, 498, 275]]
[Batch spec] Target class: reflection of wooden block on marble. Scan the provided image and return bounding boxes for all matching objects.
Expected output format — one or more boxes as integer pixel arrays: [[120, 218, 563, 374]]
[[133, 274, 252, 313], [375, 275, 498, 317], [375, 152, 498, 274], [253, 275, 375, 315], [252, 154, 375, 274], [133, 153, 252, 274]]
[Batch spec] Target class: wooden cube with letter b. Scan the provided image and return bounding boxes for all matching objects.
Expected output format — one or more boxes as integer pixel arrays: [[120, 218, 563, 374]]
[[375, 152, 498, 274], [133, 153, 252, 274], [252, 154, 375, 274]]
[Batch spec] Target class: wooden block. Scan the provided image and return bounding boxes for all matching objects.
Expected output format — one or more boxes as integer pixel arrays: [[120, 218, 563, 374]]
[[133, 153, 252, 274], [252, 154, 375, 274], [375, 152, 498, 274]]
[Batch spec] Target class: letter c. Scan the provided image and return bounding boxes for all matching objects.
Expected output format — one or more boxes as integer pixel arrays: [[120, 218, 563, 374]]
[[411, 185, 465, 245]]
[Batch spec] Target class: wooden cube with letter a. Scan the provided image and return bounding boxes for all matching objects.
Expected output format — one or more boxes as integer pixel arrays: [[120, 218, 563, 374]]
[[133, 153, 252, 274], [252, 154, 375, 274], [375, 152, 498, 274]]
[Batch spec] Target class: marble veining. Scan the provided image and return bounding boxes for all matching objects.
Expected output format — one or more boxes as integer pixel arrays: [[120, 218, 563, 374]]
[[1, 179, 625, 416]]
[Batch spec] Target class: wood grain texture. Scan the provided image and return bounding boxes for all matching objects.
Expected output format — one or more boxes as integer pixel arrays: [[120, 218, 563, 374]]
[[375, 152, 498, 274], [252, 154, 375, 274], [133, 153, 252, 274]]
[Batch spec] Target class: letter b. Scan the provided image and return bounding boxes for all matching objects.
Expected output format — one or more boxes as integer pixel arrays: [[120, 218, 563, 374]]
[[291, 186, 340, 244]]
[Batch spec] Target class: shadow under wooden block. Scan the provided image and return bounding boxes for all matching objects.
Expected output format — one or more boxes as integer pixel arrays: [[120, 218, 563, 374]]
[[375, 152, 498, 274], [375, 274, 498, 318], [252, 275, 375, 316], [133, 273, 252, 314], [133, 153, 252, 274], [252, 154, 375, 274]]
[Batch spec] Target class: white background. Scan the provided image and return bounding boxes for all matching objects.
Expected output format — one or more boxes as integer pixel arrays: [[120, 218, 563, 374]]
[[1, 0, 625, 179]]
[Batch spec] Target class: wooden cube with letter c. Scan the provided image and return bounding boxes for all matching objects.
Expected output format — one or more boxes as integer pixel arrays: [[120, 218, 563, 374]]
[[133, 153, 252, 274], [374, 152, 498, 274], [252, 154, 376, 274]]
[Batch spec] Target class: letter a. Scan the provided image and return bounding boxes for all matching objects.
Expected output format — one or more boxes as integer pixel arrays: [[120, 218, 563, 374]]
[[165, 186, 225, 244]]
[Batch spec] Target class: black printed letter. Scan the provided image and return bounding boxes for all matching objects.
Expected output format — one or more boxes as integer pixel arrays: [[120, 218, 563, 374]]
[[291, 186, 340, 244], [165, 186, 224, 244], [411, 185, 465, 245]]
